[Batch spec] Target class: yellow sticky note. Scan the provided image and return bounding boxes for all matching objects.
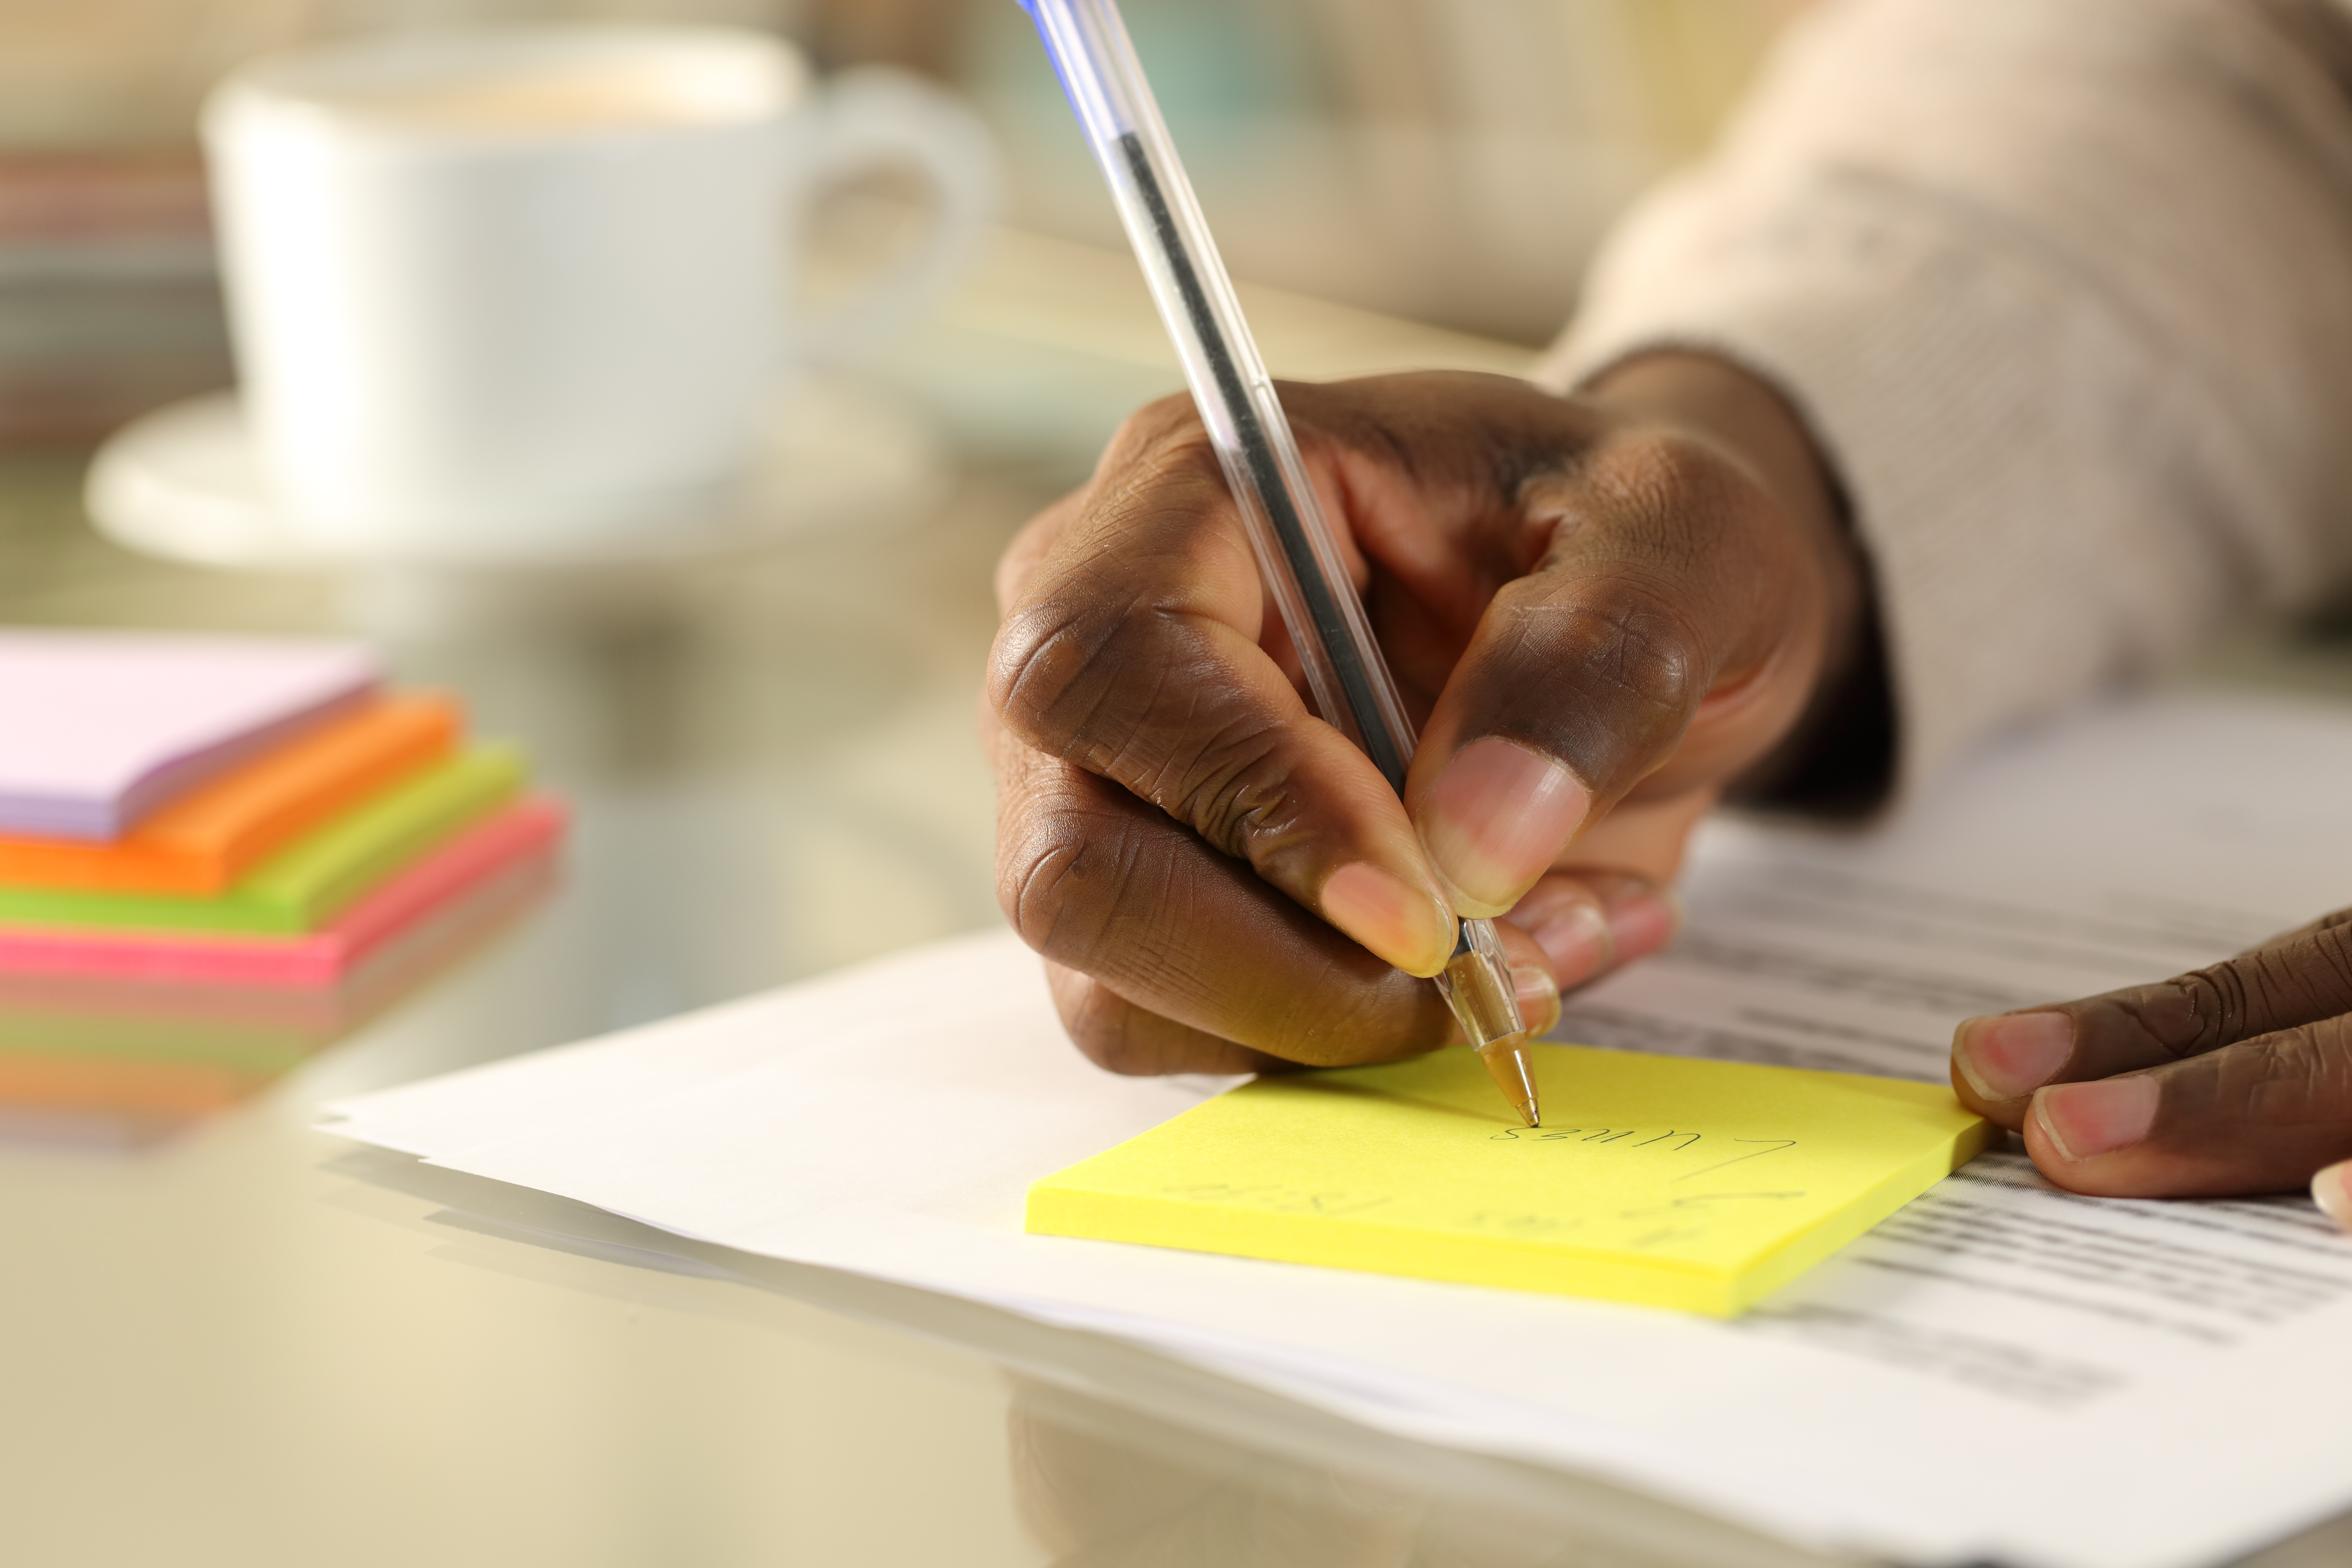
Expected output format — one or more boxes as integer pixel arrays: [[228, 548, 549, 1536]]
[[1027, 1044, 1993, 1316]]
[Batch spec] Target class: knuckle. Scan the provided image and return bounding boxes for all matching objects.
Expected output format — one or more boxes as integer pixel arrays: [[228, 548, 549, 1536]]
[[2123, 933, 2352, 1059], [1055, 978, 1164, 1077], [1596, 428, 1740, 517], [988, 587, 1178, 767], [1568, 428, 1771, 576], [996, 788, 1131, 969], [1002, 839, 1075, 955], [1106, 392, 1208, 457], [1082, 1028, 1164, 1076], [2219, 1018, 2352, 1127], [1083, 1038, 1160, 1076], [2307, 920, 2352, 998], [998, 822, 1084, 958], [987, 589, 1117, 745], [1481, 571, 1705, 775], [1498, 570, 1701, 710], [1159, 714, 1310, 863], [985, 458, 1239, 774], [1570, 588, 1705, 722], [2122, 964, 2247, 1058], [2243, 938, 2348, 1028], [993, 595, 1316, 869], [2276, 905, 2352, 944]]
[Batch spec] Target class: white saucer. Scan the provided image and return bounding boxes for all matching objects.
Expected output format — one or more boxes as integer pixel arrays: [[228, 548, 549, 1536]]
[[87, 377, 950, 573]]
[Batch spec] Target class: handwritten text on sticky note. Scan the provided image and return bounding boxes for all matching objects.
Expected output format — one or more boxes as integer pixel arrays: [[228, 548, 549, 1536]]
[[1028, 1044, 1992, 1316]]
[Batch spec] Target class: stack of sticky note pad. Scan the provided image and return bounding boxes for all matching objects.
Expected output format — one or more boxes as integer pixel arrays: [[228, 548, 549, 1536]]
[[0, 630, 564, 1139]]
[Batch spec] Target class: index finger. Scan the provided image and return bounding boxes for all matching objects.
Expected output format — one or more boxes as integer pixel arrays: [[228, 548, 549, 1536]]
[[986, 396, 1460, 978]]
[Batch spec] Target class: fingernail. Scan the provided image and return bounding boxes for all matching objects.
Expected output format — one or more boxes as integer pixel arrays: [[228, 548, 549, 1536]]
[[2314, 1162, 2352, 1232], [1416, 739, 1590, 918], [1601, 886, 1681, 965], [1524, 902, 1612, 988], [1954, 1011, 2074, 1102], [1512, 963, 1562, 1036], [1321, 861, 1457, 978], [2035, 1076, 2158, 1162]]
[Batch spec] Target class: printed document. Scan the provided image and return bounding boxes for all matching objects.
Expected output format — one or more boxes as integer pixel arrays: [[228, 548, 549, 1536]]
[[325, 693, 2352, 1568]]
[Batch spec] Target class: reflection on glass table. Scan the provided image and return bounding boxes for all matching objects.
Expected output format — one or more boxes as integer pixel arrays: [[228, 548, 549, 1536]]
[[0, 838, 554, 1147], [340, 1148, 1852, 1568], [339, 1140, 2352, 1568]]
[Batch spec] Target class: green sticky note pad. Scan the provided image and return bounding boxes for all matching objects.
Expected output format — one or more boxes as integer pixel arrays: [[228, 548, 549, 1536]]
[[0, 748, 522, 936], [1027, 1045, 1994, 1317]]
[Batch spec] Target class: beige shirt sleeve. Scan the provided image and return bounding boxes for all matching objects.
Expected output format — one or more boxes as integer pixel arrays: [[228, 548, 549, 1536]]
[[1539, 0, 2352, 790]]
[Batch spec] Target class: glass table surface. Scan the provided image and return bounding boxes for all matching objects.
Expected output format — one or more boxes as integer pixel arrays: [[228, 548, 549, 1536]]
[[4, 243, 2352, 1568]]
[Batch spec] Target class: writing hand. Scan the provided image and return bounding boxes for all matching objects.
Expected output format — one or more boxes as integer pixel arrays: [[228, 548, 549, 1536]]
[[985, 356, 1864, 1074], [1951, 910, 2352, 1226]]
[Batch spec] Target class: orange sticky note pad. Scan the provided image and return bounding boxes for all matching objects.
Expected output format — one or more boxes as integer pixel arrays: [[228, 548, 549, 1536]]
[[0, 694, 459, 896]]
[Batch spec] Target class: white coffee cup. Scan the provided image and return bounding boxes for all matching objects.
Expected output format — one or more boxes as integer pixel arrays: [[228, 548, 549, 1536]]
[[203, 26, 991, 557]]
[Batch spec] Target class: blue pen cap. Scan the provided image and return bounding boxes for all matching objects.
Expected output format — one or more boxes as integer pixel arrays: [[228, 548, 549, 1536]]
[[1020, 0, 1136, 139]]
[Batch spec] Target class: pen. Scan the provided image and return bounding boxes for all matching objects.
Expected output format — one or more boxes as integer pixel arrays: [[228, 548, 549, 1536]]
[[1018, 0, 1541, 1126]]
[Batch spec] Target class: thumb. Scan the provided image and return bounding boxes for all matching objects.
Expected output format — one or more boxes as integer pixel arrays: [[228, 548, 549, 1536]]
[[1405, 428, 1831, 918]]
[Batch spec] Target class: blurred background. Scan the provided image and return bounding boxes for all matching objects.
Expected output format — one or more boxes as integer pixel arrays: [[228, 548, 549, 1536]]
[[0, 0, 1799, 450], [0, 0, 1812, 1091]]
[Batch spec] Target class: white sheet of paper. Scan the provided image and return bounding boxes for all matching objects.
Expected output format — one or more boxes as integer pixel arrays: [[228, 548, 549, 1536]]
[[325, 693, 2352, 1568]]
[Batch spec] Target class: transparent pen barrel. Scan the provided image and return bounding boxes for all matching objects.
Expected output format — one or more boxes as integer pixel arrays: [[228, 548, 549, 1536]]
[[1025, 0, 1420, 787], [1023, 0, 1526, 1053]]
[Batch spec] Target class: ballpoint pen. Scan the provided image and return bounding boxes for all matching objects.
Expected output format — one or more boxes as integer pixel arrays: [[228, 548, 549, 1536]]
[[1018, 0, 1541, 1126]]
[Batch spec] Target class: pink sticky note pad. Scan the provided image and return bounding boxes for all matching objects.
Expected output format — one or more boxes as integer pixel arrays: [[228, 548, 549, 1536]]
[[0, 796, 568, 989], [0, 630, 380, 840]]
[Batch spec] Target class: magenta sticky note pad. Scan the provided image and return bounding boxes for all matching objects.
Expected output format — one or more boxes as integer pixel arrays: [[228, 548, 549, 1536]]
[[0, 631, 379, 840]]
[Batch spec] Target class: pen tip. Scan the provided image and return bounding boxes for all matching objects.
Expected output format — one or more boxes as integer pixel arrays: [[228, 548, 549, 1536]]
[[1477, 1036, 1541, 1129]]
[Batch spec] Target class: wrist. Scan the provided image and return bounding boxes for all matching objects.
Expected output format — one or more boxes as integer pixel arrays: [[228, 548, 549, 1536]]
[[1581, 350, 1892, 813], [1581, 350, 1853, 641]]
